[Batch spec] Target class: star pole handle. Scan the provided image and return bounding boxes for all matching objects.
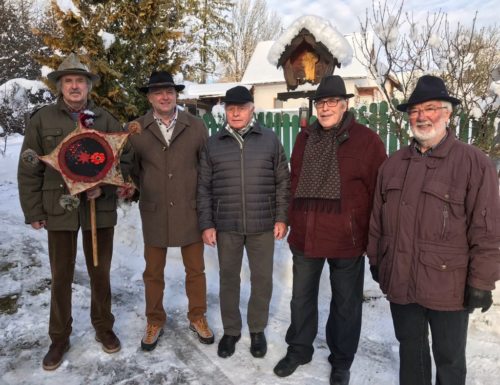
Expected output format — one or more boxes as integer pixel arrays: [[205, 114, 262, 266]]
[[90, 198, 99, 267]]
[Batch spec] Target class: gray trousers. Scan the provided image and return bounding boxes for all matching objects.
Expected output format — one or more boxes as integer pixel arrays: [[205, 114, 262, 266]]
[[216, 231, 274, 336]]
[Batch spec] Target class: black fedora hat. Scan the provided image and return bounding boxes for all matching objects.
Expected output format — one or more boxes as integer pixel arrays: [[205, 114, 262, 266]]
[[312, 75, 354, 101], [397, 75, 461, 112], [223, 86, 253, 104], [139, 71, 185, 93]]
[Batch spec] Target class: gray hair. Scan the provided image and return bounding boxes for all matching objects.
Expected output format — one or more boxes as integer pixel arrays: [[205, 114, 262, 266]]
[[441, 101, 453, 112], [56, 76, 93, 96]]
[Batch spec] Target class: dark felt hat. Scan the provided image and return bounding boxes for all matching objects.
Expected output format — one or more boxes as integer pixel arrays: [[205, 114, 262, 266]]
[[223, 86, 253, 104], [47, 53, 99, 83], [397, 75, 461, 112], [312, 75, 354, 101], [139, 71, 185, 93]]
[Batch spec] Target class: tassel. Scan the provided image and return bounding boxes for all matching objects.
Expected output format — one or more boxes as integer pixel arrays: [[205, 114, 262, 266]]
[[21, 149, 40, 167], [59, 194, 80, 211], [79, 110, 96, 129]]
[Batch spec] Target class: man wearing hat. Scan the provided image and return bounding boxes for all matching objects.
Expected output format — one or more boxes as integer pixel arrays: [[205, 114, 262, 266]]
[[197, 85, 290, 359], [367, 74, 500, 385], [273, 75, 387, 385], [127, 71, 214, 351], [18, 53, 128, 370]]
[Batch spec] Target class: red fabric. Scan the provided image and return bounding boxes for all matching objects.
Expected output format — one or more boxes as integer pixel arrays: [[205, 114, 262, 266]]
[[288, 118, 387, 258]]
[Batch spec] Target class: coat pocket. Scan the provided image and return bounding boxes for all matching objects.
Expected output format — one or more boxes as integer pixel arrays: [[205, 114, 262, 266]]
[[41, 128, 63, 153], [416, 246, 468, 302]]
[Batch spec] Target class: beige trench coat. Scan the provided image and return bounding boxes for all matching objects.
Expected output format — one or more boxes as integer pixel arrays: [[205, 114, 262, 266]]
[[128, 109, 208, 247]]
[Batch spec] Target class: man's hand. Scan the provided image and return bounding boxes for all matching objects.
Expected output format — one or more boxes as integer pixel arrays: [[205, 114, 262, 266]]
[[274, 222, 288, 240], [31, 220, 46, 230], [202, 228, 217, 247], [86, 186, 102, 200], [464, 285, 493, 313], [117, 185, 136, 199]]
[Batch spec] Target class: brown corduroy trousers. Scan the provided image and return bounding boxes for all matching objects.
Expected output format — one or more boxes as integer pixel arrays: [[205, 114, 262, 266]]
[[143, 241, 207, 326], [47, 228, 115, 343]]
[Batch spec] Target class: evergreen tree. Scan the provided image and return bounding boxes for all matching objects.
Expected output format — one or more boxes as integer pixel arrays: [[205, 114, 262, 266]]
[[34, 0, 191, 121], [0, 0, 43, 84]]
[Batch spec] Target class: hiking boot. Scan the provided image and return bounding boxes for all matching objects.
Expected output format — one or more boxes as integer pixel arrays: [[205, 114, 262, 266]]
[[42, 340, 70, 370], [141, 323, 164, 351], [189, 317, 214, 344], [250, 332, 267, 358], [95, 330, 121, 353], [217, 334, 241, 358]]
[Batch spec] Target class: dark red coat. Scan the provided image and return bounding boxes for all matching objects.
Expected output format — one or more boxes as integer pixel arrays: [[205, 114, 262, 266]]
[[288, 117, 387, 258], [367, 133, 500, 310]]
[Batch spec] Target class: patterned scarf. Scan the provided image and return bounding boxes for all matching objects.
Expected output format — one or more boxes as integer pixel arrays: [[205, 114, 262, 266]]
[[294, 112, 351, 210]]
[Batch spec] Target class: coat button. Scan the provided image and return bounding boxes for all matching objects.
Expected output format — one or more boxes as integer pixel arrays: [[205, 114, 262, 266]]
[[401, 201, 406, 206], [441, 264, 447, 270], [168, 173, 173, 179], [162, 146, 167, 151], [444, 194, 449, 199], [169, 201, 174, 207]]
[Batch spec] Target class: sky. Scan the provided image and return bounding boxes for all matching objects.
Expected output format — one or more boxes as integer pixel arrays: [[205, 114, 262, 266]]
[[268, 0, 499, 34]]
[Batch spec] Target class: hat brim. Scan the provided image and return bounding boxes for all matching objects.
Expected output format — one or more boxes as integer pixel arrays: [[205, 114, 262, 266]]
[[311, 93, 354, 101], [223, 98, 253, 105], [47, 69, 100, 83], [138, 83, 185, 94], [397, 95, 461, 112]]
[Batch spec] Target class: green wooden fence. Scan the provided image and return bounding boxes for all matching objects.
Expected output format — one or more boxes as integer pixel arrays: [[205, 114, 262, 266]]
[[202, 101, 496, 160]]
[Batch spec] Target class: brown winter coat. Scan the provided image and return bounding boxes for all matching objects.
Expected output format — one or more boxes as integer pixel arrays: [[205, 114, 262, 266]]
[[17, 99, 128, 231], [287, 116, 387, 258], [128, 109, 208, 247], [367, 132, 500, 311]]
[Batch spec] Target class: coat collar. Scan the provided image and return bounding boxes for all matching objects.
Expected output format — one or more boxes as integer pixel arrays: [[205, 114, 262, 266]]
[[402, 129, 456, 160], [142, 108, 190, 146], [218, 121, 263, 138]]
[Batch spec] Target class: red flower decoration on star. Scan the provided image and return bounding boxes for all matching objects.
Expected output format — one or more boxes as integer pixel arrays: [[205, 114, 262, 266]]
[[90, 152, 106, 165]]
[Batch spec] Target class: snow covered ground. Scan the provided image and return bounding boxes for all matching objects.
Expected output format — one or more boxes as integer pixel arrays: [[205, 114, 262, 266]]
[[0, 134, 499, 385]]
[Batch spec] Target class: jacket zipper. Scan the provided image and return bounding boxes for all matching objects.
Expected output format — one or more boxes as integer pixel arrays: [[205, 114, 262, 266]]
[[441, 203, 449, 239], [239, 140, 246, 234]]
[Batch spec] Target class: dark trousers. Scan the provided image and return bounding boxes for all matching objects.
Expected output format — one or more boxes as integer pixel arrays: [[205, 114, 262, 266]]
[[285, 254, 364, 370], [143, 241, 207, 325], [217, 231, 274, 335], [390, 303, 469, 385], [47, 228, 115, 343]]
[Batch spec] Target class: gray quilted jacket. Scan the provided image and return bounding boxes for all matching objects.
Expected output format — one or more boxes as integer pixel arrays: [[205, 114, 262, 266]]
[[197, 123, 290, 234]]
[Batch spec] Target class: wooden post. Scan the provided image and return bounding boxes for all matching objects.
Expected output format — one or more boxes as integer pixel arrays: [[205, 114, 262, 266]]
[[90, 198, 98, 267]]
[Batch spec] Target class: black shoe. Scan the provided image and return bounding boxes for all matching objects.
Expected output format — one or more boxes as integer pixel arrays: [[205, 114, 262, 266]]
[[273, 354, 311, 377], [330, 368, 350, 385], [250, 332, 267, 358], [217, 334, 241, 358]]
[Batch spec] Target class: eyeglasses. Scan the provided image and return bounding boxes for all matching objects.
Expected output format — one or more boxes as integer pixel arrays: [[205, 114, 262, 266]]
[[407, 106, 447, 117], [314, 98, 342, 109]]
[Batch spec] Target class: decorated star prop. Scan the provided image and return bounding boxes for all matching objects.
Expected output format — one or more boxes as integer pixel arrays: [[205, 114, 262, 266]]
[[37, 110, 131, 195]]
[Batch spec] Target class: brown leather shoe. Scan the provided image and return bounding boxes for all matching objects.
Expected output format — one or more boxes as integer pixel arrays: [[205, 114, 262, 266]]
[[42, 340, 70, 370], [189, 317, 214, 344], [95, 330, 121, 353]]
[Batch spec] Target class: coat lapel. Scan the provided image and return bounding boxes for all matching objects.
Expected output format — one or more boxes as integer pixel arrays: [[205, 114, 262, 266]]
[[143, 110, 168, 146], [170, 110, 188, 144]]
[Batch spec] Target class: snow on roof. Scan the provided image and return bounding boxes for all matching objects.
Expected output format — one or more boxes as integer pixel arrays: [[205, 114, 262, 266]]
[[268, 15, 353, 67], [179, 82, 251, 100], [242, 34, 372, 85]]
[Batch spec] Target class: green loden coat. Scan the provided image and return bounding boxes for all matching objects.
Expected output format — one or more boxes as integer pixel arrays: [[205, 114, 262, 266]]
[[128, 109, 208, 247], [17, 99, 131, 231]]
